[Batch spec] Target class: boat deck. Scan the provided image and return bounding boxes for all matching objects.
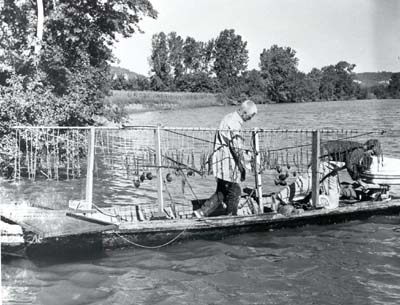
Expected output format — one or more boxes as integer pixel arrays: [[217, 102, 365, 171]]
[[0, 205, 116, 239]]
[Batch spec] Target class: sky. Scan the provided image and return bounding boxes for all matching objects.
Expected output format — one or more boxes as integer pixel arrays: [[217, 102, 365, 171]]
[[113, 0, 400, 76]]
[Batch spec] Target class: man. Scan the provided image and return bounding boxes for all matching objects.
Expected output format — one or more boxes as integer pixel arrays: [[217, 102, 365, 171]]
[[194, 100, 258, 218], [272, 138, 383, 214], [272, 160, 343, 213]]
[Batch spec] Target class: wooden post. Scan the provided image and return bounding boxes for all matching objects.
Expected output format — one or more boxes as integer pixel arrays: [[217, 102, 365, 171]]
[[252, 129, 263, 213], [155, 125, 164, 212], [14, 129, 18, 183], [311, 130, 320, 208], [85, 127, 95, 209]]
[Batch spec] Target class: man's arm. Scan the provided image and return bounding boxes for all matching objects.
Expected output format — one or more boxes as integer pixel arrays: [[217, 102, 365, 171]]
[[230, 132, 246, 181]]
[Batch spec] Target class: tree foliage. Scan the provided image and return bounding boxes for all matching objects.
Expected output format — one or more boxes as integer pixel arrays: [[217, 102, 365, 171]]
[[387, 72, 400, 98], [259, 45, 299, 103], [149, 32, 170, 90], [167, 32, 184, 80], [319, 61, 357, 101], [183, 36, 202, 74], [213, 29, 249, 88], [1, 0, 157, 122], [0, 0, 157, 171]]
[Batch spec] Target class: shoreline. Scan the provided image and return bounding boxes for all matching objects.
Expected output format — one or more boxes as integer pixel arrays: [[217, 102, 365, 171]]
[[119, 97, 396, 115]]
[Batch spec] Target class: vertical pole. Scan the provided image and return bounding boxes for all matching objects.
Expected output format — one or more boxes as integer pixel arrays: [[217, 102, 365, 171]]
[[85, 127, 95, 209], [155, 125, 164, 212], [14, 129, 18, 183], [311, 130, 320, 208], [253, 129, 263, 213]]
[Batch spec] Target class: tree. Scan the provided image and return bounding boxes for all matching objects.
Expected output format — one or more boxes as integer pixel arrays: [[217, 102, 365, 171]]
[[287, 71, 321, 103], [200, 39, 215, 75], [0, 0, 157, 174], [183, 36, 202, 74], [259, 45, 299, 103], [333, 61, 357, 99], [241, 69, 269, 103], [167, 32, 184, 80], [1, 0, 157, 122], [213, 29, 248, 88], [319, 61, 358, 101], [175, 72, 219, 93], [306, 68, 322, 101], [387, 72, 400, 98], [149, 32, 171, 90], [319, 65, 337, 100]]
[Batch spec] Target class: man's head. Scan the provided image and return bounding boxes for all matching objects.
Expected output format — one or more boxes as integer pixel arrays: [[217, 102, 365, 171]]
[[238, 99, 257, 122]]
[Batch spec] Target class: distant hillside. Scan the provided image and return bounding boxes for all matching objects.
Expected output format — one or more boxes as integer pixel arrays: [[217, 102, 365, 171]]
[[354, 72, 393, 87], [110, 66, 147, 80]]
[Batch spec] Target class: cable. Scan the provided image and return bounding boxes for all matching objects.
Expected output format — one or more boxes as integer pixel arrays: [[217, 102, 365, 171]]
[[112, 229, 186, 249]]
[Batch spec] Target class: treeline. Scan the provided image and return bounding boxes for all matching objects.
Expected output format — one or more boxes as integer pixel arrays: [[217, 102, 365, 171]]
[[111, 29, 400, 103], [361, 73, 400, 99]]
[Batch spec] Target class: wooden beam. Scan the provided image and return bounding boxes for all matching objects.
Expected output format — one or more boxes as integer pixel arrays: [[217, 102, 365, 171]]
[[252, 129, 263, 213], [155, 125, 164, 212], [311, 130, 320, 208], [85, 127, 95, 209]]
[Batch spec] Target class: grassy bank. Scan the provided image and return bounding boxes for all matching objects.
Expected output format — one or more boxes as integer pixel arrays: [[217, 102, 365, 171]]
[[106, 90, 223, 114]]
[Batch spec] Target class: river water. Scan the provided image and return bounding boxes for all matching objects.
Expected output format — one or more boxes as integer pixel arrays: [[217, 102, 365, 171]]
[[2, 99, 400, 305]]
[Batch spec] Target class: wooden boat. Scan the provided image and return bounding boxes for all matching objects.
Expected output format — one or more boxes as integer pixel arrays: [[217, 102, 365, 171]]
[[2, 194, 400, 258], [2, 126, 400, 258]]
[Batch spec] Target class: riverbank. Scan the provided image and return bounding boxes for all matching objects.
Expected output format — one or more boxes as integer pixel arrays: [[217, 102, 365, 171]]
[[105, 90, 390, 118], [106, 90, 224, 115]]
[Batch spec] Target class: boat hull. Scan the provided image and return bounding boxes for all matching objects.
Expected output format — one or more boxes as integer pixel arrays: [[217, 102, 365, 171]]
[[2, 199, 400, 257], [101, 199, 400, 249]]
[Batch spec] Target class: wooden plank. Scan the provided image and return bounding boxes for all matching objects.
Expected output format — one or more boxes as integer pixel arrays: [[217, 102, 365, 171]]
[[311, 130, 320, 208], [2, 198, 400, 252], [155, 125, 164, 212], [117, 199, 400, 233], [85, 127, 95, 209], [102, 199, 400, 249], [1, 205, 117, 238], [253, 129, 263, 213]]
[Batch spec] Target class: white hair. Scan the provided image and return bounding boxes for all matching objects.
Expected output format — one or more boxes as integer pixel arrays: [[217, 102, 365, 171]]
[[240, 100, 257, 116]]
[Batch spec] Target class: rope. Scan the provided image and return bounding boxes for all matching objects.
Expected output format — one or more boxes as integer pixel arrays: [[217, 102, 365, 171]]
[[261, 131, 376, 154], [91, 203, 188, 249], [112, 229, 186, 249], [165, 129, 215, 145], [177, 168, 201, 204], [165, 128, 252, 153]]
